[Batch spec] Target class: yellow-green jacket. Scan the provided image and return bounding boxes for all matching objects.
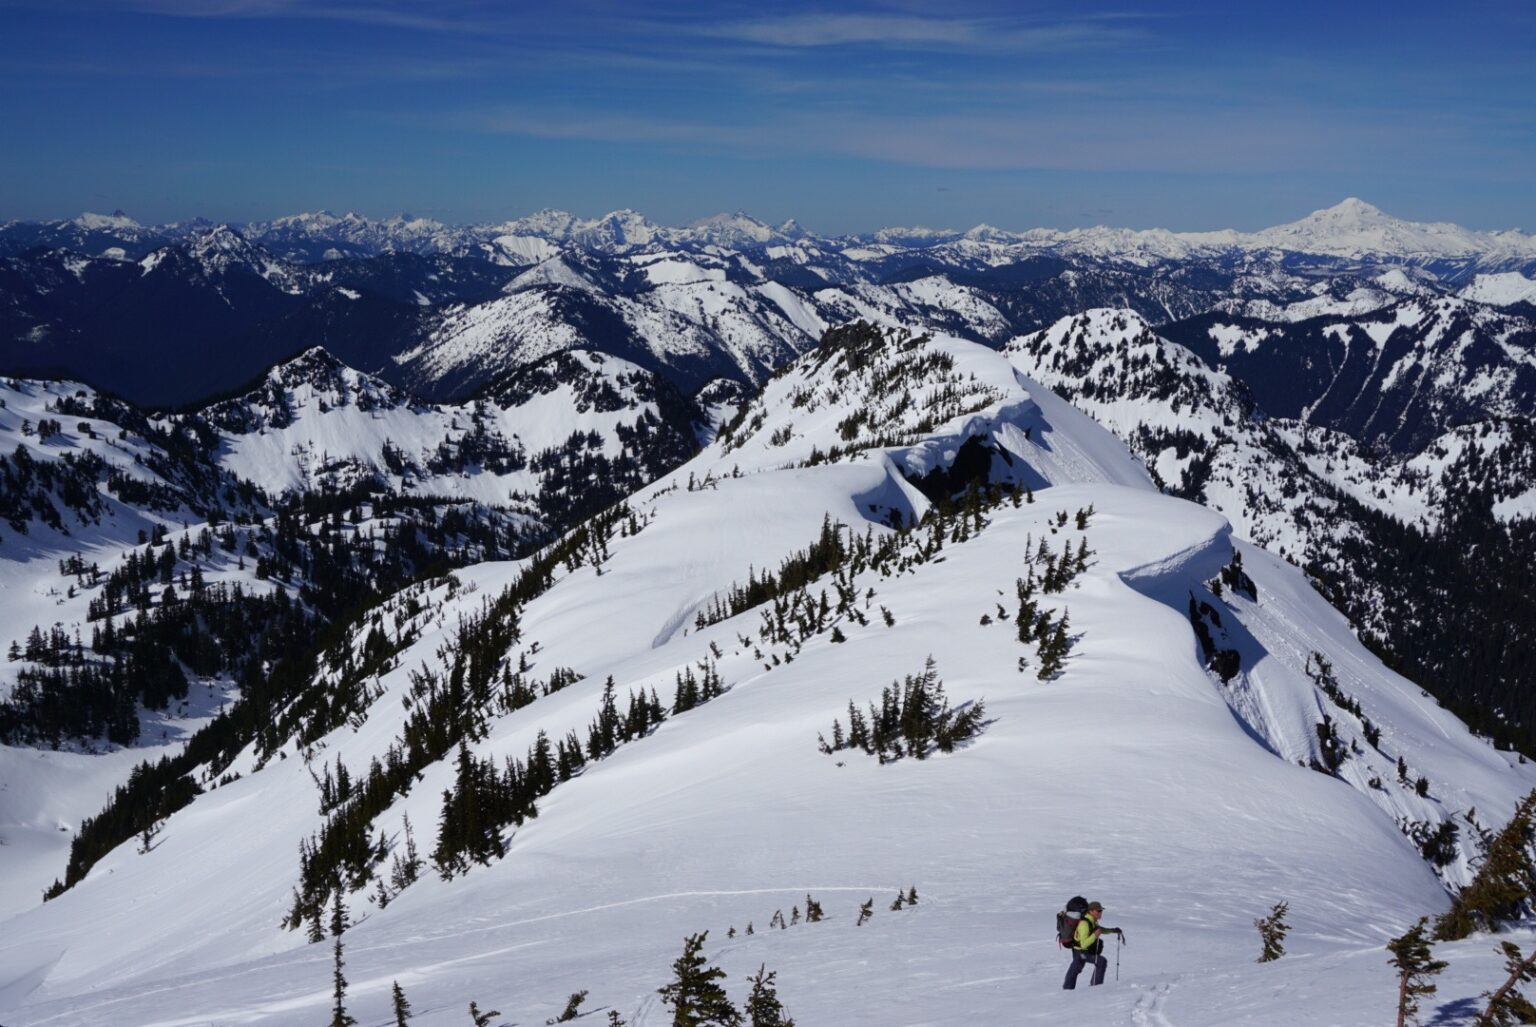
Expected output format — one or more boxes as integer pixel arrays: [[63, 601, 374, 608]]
[[1074, 912, 1105, 952]]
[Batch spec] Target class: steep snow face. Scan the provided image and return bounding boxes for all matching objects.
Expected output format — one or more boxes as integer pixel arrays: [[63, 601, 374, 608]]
[[0, 325, 1529, 1027]]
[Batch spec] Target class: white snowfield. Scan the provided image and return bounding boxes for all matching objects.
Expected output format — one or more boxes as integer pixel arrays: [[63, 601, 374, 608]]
[[1, 330, 1533, 1026]]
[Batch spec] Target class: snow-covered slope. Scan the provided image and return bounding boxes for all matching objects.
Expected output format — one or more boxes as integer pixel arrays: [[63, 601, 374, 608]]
[[2, 324, 1531, 1027], [1462, 272, 1536, 308], [191, 346, 697, 519]]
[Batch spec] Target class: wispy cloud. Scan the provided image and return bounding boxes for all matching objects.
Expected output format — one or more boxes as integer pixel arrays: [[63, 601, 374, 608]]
[[694, 12, 1147, 52], [454, 96, 1513, 180], [14, 0, 508, 33]]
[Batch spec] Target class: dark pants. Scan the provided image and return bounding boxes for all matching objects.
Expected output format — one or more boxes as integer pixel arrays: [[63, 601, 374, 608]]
[[1063, 946, 1106, 989]]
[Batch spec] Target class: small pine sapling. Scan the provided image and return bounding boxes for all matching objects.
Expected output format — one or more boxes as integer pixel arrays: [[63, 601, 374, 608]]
[[1386, 918, 1446, 1027], [906, 885, 918, 905], [790, 906, 801, 925], [1254, 901, 1290, 962], [469, 1001, 501, 1027], [805, 895, 824, 923], [743, 964, 796, 1027], [607, 1012, 627, 1027], [1478, 942, 1536, 1025], [657, 931, 742, 1027], [746, 921, 754, 935], [728, 926, 737, 939], [547, 989, 588, 1023], [769, 909, 785, 930], [890, 893, 905, 911], [856, 898, 874, 927]]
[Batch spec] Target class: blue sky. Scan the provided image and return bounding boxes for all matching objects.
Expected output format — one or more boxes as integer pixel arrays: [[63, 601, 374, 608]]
[[1, 0, 1532, 233]]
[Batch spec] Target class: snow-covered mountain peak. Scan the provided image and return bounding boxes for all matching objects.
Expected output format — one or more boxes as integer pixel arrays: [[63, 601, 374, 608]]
[[198, 346, 410, 437], [1461, 271, 1536, 307], [1254, 197, 1534, 261], [72, 210, 141, 231], [572, 209, 663, 251], [686, 211, 782, 248], [869, 224, 961, 246], [186, 223, 254, 256], [961, 223, 1019, 244]]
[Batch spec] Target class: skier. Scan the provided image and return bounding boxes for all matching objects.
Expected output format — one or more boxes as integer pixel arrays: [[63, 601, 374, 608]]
[[1063, 900, 1122, 989]]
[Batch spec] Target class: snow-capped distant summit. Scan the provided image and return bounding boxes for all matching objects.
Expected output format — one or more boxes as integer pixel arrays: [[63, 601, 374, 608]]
[[73, 210, 141, 231], [868, 225, 961, 246], [1252, 197, 1502, 260], [685, 211, 783, 248]]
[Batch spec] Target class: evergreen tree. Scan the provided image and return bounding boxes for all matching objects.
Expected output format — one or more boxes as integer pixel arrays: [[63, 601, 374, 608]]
[[330, 890, 356, 1027], [856, 898, 874, 927], [391, 980, 413, 1026], [743, 964, 795, 1027], [1386, 918, 1446, 1027], [469, 1000, 501, 1027], [1479, 942, 1536, 1026], [1254, 901, 1289, 962], [547, 990, 588, 1023], [1437, 789, 1536, 940], [657, 932, 742, 1027], [804, 895, 823, 923]]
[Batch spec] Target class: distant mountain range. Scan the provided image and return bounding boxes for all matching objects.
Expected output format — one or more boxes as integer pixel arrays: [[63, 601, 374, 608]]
[[4, 199, 1536, 411], [7, 198, 1536, 271]]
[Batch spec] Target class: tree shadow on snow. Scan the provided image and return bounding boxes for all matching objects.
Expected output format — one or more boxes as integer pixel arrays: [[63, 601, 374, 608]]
[[1428, 996, 1480, 1025]]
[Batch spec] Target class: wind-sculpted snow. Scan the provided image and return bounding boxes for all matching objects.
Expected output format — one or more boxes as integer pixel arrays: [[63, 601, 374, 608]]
[[2, 324, 1533, 1027]]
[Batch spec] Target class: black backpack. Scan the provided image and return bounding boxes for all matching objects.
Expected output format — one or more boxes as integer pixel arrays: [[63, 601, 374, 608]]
[[1056, 895, 1088, 949]]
